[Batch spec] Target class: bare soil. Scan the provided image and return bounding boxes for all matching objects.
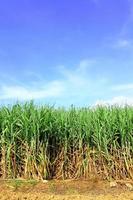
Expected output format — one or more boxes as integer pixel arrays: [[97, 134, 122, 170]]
[[0, 179, 132, 200]]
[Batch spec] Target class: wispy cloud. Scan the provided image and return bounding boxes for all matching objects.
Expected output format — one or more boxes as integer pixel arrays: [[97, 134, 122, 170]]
[[113, 39, 132, 48], [59, 60, 91, 88], [112, 83, 133, 91], [1, 59, 133, 107], [0, 81, 64, 100], [120, 0, 133, 36], [104, 0, 133, 50], [0, 59, 108, 104], [91, 0, 99, 5], [58, 59, 105, 96], [78, 59, 96, 73], [104, 37, 133, 49]]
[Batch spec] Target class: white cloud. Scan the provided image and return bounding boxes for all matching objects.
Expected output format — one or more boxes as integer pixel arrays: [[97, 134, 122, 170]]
[[59, 67, 88, 88], [110, 38, 133, 49], [58, 60, 91, 88], [59, 60, 106, 100], [56, 59, 109, 104], [78, 59, 96, 73], [91, 0, 99, 5], [0, 59, 108, 104], [120, 0, 133, 36], [0, 81, 64, 100], [0, 59, 95, 101], [115, 39, 131, 48], [103, 37, 133, 50], [112, 83, 133, 91], [95, 96, 133, 107]]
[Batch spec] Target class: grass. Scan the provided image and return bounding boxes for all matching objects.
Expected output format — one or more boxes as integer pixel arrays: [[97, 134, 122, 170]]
[[5, 179, 38, 191], [0, 102, 132, 180]]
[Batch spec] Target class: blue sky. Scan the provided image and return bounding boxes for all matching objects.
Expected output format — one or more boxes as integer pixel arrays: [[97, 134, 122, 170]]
[[0, 0, 133, 106]]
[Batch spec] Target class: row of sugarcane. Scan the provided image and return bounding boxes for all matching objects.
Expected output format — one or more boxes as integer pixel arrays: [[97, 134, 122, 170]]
[[0, 102, 132, 180]]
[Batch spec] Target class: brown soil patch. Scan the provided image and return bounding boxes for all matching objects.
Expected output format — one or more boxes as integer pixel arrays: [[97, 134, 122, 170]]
[[0, 179, 132, 200]]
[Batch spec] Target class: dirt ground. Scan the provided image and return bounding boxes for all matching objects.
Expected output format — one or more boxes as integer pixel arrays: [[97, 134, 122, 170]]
[[0, 179, 133, 200]]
